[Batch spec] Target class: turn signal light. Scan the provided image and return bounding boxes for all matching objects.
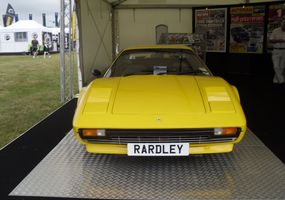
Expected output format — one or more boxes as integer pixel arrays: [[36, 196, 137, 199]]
[[82, 129, 98, 137], [214, 128, 238, 136], [81, 129, 106, 138], [223, 127, 238, 135]]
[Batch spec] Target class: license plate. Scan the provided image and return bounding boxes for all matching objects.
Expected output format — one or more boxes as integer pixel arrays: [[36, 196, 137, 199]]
[[127, 143, 189, 156]]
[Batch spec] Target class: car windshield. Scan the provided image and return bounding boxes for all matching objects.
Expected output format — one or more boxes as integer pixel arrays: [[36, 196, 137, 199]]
[[109, 49, 210, 77]]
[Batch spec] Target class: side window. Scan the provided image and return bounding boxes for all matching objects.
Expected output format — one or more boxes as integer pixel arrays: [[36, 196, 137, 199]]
[[156, 24, 168, 44], [14, 32, 28, 42]]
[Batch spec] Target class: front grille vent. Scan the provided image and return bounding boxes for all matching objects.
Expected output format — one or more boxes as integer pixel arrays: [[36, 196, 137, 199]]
[[84, 129, 237, 144]]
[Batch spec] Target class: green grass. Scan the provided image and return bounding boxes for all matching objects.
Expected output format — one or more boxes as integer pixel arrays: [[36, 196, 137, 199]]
[[0, 54, 77, 148]]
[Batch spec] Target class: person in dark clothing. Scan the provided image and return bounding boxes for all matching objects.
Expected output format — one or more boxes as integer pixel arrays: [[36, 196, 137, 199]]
[[31, 39, 39, 58], [43, 41, 51, 58]]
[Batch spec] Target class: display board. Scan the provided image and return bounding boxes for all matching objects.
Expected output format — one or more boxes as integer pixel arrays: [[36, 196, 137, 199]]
[[229, 5, 265, 54], [267, 3, 285, 49], [159, 33, 206, 61], [42, 32, 52, 48], [195, 8, 227, 52]]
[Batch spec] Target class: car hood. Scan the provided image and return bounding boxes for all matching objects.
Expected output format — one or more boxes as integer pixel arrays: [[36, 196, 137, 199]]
[[74, 75, 245, 129], [82, 75, 235, 114], [113, 75, 206, 114]]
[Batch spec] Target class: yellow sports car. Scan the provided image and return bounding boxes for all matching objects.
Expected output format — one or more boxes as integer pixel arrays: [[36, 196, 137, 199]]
[[73, 45, 246, 156]]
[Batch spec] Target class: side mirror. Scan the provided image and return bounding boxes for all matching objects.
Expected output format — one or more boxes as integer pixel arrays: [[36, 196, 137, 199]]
[[92, 69, 102, 77]]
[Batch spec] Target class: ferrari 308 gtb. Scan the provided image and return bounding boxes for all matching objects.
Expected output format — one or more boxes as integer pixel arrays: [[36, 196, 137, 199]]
[[73, 45, 246, 156]]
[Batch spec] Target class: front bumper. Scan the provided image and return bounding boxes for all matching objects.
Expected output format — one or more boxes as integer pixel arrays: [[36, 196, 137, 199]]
[[85, 143, 234, 155]]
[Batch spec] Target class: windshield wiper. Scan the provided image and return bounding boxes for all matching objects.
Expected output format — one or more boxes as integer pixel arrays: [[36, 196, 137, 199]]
[[123, 71, 153, 77], [123, 72, 168, 76], [123, 73, 140, 77], [176, 70, 205, 75]]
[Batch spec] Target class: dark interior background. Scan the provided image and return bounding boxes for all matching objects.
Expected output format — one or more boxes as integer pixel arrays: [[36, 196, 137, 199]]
[[193, 1, 285, 163]]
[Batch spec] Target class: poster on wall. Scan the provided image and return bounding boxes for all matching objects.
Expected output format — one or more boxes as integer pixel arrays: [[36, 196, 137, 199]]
[[229, 5, 265, 53], [159, 33, 206, 60], [42, 32, 52, 48], [195, 8, 227, 52], [267, 3, 285, 50]]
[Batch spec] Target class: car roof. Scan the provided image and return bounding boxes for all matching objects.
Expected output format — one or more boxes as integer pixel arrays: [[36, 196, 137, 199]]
[[124, 45, 194, 52]]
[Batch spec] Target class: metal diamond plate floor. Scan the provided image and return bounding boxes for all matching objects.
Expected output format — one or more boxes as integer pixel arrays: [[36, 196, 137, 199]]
[[10, 130, 285, 199]]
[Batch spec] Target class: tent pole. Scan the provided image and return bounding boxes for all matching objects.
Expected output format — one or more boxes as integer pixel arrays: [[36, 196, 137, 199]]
[[69, 0, 73, 99], [60, 0, 65, 103], [75, 1, 82, 91]]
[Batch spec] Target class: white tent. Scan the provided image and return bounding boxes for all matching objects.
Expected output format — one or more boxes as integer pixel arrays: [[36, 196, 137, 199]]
[[74, 0, 279, 85], [50, 27, 69, 34], [0, 20, 52, 53]]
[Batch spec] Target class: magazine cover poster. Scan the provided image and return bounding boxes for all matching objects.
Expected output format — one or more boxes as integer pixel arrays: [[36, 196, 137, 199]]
[[195, 8, 227, 52], [42, 32, 52, 48], [267, 4, 285, 49], [229, 5, 265, 53]]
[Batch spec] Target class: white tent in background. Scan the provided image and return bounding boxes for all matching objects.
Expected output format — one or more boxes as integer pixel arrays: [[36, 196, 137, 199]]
[[50, 27, 60, 35], [49, 27, 70, 51], [0, 25, 4, 53], [0, 20, 52, 53], [49, 27, 69, 35], [49, 27, 61, 51]]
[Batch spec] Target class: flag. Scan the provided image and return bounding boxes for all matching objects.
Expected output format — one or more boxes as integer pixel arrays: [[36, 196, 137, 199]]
[[2, 15, 6, 26], [55, 12, 59, 27], [4, 4, 15, 26], [72, 8, 76, 42], [42, 13, 46, 26]]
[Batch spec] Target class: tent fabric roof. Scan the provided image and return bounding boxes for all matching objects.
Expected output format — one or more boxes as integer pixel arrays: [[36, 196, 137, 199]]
[[50, 27, 60, 34], [49, 27, 69, 34], [0, 20, 51, 32], [3, 20, 50, 31], [0, 20, 64, 35]]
